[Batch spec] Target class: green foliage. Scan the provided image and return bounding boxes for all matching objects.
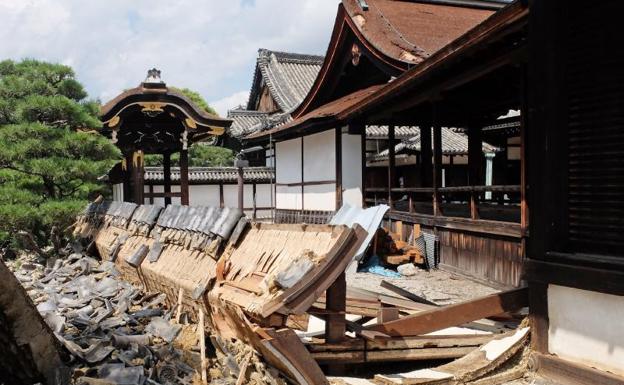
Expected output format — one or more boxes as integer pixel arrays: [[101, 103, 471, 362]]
[[0, 59, 120, 247], [144, 144, 234, 167], [171, 87, 219, 116]]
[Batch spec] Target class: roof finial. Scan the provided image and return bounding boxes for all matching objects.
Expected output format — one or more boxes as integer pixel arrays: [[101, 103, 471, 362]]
[[145, 68, 163, 84]]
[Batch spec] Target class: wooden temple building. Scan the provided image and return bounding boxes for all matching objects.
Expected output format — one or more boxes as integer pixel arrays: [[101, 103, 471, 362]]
[[245, 0, 518, 286], [96, 1, 624, 381], [243, 0, 624, 381]]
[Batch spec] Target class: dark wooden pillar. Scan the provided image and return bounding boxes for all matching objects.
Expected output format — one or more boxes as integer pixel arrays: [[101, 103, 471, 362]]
[[131, 150, 145, 205], [388, 125, 396, 209], [361, 130, 367, 208], [163, 152, 172, 206], [468, 125, 483, 219], [433, 122, 442, 217], [301, 137, 305, 213], [252, 183, 257, 220], [123, 152, 133, 202], [336, 127, 343, 210], [219, 184, 224, 208], [325, 272, 346, 374], [420, 125, 433, 188], [148, 185, 154, 204], [237, 167, 244, 211], [180, 149, 190, 206], [520, 65, 529, 237]]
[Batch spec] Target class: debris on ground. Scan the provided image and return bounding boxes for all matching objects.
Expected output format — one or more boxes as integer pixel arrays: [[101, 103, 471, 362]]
[[1, 201, 530, 385]]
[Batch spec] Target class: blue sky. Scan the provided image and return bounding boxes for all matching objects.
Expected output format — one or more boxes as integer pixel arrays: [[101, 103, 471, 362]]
[[0, 0, 339, 115]]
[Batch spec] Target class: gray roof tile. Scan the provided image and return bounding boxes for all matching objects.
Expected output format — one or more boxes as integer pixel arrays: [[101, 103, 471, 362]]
[[248, 49, 323, 112], [144, 167, 274, 184], [369, 127, 499, 161], [227, 108, 270, 138]]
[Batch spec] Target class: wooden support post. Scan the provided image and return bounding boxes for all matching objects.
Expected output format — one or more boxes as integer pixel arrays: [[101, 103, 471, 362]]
[[433, 123, 442, 217], [325, 272, 346, 342], [468, 125, 483, 220], [388, 125, 396, 210], [301, 137, 305, 213], [198, 308, 208, 384], [219, 184, 224, 208], [325, 272, 346, 375], [520, 64, 529, 237], [132, 150, 145, 204], [420, 125, 433, 188], [361, 130, 367, 208], [123, 153, 133, 202], [148, 184, 154, 204], [237, 166, 244, 211], [163, 152, 172, 206], [252, 183, 257, 220], [336, 127, 343, 210], [175, 287, 184, 323], [180, 149, 190, 206]]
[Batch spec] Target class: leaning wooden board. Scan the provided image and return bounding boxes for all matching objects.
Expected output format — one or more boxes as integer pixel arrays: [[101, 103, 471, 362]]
[[212, 223, 367, 320]]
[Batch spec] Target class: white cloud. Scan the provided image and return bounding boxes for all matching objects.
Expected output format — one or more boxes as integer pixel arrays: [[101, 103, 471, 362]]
[[211, 90, 250, 117], [0, 0, 340, 107]]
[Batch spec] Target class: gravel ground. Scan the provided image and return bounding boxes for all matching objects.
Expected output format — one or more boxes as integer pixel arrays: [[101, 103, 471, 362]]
[[347, 267, 499, 306]]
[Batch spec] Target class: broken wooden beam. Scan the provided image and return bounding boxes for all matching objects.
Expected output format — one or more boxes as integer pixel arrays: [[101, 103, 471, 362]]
[[312, 346, 476, 364], [367, 288, 528, 337], [380, 280, 439, 307]]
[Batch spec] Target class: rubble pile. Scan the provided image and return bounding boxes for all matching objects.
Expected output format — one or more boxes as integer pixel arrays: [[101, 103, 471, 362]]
[[2, 201, 530, 385], [7, 250, 284, 385]]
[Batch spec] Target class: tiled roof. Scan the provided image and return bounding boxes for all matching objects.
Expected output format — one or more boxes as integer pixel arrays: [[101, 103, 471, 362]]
[[226, 108, 269, 138], [342, 0, 495, 65], [366, 126, 421, 140], [247, 49, 324, 113], [369, 127, 499, 161], [144, 167, 274, 184], [247, 85, 384, 139]]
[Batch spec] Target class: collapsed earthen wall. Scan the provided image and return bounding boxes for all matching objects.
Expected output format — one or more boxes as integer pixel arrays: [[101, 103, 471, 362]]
[[0, 259, 65, 385]]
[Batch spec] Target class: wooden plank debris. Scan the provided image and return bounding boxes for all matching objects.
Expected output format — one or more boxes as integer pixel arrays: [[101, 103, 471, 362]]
[[380, 280, 439, 306], [373, 327, 529, 385], [367, 288, 528, 337], [199, 308, 208, 385]]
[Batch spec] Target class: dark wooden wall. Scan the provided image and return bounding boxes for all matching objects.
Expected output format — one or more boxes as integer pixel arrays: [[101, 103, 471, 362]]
[[438, 229, 523, 288], [387, 217, 522, 288]]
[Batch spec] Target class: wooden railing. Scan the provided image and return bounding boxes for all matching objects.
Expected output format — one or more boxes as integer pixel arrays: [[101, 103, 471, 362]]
[[365, 185, 521, 223]]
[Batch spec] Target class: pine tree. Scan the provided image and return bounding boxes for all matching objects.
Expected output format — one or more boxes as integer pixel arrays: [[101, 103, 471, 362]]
[[0, 59, 120, 248]]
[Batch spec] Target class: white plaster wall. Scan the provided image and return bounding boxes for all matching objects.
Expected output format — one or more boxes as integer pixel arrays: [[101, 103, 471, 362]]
[[276, 138, 302, 184], [255, 184, 273, 208], [303, 130, 335, 182], [112, 183, 124, 202], [265, 148, 274, 167], [223, 184, 254, 209], [276, 185, 302, 210], [145, 185, 181, 206], [189, 185, 220, 207], [143, 183, 273, 214], [342, 133, 363, 208], [303, 184, 336, 211], [548, 284, 624, 376]]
